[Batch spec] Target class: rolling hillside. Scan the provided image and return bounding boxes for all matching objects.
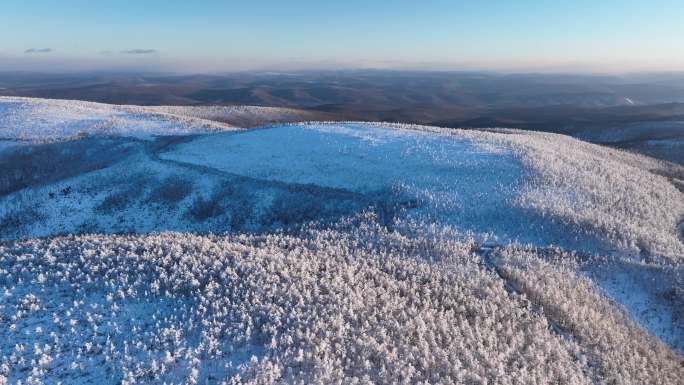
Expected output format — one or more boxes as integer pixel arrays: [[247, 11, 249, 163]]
[[0, 97, 682, 384]]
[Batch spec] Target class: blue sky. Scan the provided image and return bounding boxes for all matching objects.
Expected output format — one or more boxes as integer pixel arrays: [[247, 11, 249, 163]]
[[1, 0, 683, 73]]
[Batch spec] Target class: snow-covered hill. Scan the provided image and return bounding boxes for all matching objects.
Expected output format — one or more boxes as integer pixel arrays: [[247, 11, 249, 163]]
[[0, 99, 682, 384], [161, 122, 684, 261], [0, 97, 325, 141], [3, 121, 681, 259], [146, 105, 332, 128]]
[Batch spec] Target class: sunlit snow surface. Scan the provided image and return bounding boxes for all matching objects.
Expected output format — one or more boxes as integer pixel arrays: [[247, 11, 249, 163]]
[[162, 123, 599, 251], [164, 124, 506, 193], [0, 97, 235, 140]]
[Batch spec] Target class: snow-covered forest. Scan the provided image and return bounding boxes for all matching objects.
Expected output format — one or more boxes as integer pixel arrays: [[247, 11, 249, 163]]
[[0, 97, 682, 384]]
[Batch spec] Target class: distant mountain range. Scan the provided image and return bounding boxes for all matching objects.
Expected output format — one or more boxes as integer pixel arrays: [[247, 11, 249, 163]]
[[1, 70, 684, 164]]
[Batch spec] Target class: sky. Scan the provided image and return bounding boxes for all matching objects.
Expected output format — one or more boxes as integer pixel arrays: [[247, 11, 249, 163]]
[[1, 0, 683, 73]]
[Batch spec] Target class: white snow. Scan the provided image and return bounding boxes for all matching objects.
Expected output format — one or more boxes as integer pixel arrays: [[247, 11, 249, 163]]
[[0, 96, 327, 141], [162, 122, 684, 260], [161, 123, 513, 193], [146, 105, 324, 127], [0, 96, 238, 140], [1, 219, 681, 384], [584, 260, 684, 353], [161, 123, 547, 246], [1, 102, 683, 383], [0, 138, 370, 240]]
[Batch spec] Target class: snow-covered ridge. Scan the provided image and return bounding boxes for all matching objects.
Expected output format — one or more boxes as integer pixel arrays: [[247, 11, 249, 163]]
[[0, 96, 320, 141], [0, 96, 236, 140], [146, 105, 326, 128]]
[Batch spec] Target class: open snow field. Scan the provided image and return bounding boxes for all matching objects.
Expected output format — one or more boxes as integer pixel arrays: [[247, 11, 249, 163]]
[[160, 123, 536, 244], [0, 98, 682, 384]]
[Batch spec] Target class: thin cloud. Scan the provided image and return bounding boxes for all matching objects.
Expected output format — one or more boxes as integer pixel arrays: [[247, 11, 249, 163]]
[[99, 50, 112, 55], [121, 49, 157, 55], [24, 48, 53, 54]]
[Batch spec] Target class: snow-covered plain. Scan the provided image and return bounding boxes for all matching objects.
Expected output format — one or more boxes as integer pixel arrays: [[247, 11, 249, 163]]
[[1, 99, 683, 384]]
